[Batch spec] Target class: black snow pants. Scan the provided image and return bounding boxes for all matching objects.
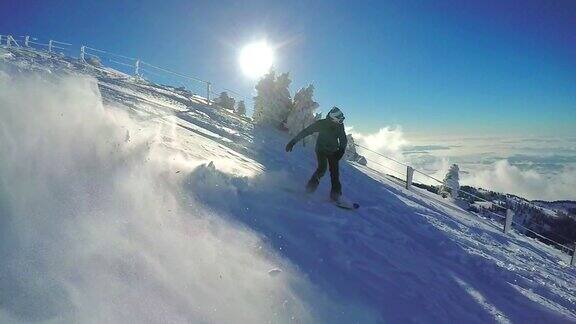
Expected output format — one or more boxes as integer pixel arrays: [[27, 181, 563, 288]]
[[306, 150, 342, 198]]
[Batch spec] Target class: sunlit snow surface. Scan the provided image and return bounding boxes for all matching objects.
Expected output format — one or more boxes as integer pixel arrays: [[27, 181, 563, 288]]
[[1, 47, 575, 323]]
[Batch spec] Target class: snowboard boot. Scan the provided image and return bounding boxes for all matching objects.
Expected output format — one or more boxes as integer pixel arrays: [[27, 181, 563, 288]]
[[306, 177, 320, 193]]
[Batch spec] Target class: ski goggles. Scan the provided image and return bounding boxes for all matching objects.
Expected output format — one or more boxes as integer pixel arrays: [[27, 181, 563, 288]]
[[329, 114, 345, 124]]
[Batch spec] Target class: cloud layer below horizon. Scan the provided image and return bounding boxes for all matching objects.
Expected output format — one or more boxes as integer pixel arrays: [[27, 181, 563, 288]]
[[350, 126, 576, 201]]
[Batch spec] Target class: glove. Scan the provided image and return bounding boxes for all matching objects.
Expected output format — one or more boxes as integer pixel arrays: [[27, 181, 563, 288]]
[[335, 149, 345, 160], [285, 140, 295, 152]]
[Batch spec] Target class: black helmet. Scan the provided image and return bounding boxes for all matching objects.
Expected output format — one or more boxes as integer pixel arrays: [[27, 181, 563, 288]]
[[328, 107, 345, 124]]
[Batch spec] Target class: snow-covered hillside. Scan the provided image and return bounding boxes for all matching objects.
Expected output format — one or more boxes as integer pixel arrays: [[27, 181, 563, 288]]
[[533, 200, 576, 217], [1, 47, 575, 323]]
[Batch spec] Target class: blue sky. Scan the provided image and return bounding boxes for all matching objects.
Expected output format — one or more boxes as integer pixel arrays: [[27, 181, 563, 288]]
[[2, 0, 575, 136]]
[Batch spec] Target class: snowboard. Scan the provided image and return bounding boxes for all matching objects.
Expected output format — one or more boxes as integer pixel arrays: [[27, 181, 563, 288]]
[[282, 187, 359, 210]]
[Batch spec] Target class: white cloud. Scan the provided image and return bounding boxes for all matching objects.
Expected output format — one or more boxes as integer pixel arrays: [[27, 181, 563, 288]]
[[462, 160, 576, 201], [348, 126, 408, 157], [347, 127, 576, 201], [347, 126, 410, 178]]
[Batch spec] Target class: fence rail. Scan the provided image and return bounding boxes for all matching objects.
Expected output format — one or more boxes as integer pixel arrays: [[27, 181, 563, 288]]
[[1, 34, 250, 110], [354, 142, 576, 265]]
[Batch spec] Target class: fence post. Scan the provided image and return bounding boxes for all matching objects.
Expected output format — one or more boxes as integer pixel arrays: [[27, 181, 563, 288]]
[[504, 209, 514, 234], [48, 40, 53, 53], [6, 35, 11, 47], [80, 46, 85, 62], [206, 82, 212, 105], [134, 59, 140, 76], [405, 166, 414, 190], [8, 35, 20, 47], [571, 246, 576, 266], [24, 35, 30, 47], [0, 35, 3, 46]]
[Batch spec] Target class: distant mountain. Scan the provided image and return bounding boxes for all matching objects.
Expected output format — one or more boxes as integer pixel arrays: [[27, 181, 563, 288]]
[[532, 200, 576, 217]]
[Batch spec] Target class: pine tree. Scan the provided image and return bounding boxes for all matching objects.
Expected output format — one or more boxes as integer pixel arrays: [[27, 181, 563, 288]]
[[86, 56, 102, 67], [235, 100, 246, 116], [440, 164, 460, 198], [286, 84, 319, 137], [253, 70, 276, 124], [275, 72, 293, 116], [216, 91, 235, 110], [252, 70, 293, 128]]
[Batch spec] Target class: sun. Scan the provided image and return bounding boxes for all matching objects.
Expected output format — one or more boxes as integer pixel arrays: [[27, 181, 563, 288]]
[[239, 41, 274, 79]]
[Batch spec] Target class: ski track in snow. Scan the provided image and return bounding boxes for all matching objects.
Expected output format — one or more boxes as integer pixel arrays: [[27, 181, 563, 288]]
[[1, 47, 575, 323]]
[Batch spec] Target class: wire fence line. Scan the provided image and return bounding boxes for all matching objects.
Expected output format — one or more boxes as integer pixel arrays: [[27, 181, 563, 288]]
[[355, 143, 406, 167], [84, 45, 135, 61], [80, 46, 217, 101], [0, 33, 250, 109], [140, 61, 205, 84], [354, 142, 576, 262], [357, 142, 506, 210], [209, 85, 252, 108], [360, 156, 407, 180], [28, 40, 47, 47]]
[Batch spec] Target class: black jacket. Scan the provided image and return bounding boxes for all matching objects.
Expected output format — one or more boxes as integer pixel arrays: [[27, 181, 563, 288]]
[[291, 118, 348, 154]]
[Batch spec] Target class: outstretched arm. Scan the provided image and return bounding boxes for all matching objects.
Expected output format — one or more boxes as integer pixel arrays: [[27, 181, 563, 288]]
[[292, 121, 321, 143], [285, 121, 320, 152]]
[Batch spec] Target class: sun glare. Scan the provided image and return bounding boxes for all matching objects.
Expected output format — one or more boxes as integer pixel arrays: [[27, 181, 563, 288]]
[[239, 41, 274, 79]]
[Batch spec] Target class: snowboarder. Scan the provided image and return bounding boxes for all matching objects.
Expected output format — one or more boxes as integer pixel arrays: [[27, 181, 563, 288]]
[[285, 107, 347, 201]]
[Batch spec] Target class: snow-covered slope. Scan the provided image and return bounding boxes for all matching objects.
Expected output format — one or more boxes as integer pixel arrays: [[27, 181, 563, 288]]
[[533, 200, 576, 217], [1, 47, 575, 323]]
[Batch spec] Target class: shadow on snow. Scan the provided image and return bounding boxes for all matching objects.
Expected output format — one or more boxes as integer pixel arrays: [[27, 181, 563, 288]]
[[182, 126, 571, 323]]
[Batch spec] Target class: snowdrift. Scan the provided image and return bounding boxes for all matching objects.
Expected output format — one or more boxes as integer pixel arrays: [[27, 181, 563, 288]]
[[1, 47, 575, 323]]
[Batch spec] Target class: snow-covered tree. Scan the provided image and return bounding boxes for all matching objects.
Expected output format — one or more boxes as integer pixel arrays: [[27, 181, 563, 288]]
[[252, 70, 293, 127], [286, 84, 319, 137], [440, 164, 460, 198], [275, 72, 293, 118], [86, 56, 102, 67], [216, 91, 235, 110], [343, 134, 367, 165], [235, 100, 246, 116]]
